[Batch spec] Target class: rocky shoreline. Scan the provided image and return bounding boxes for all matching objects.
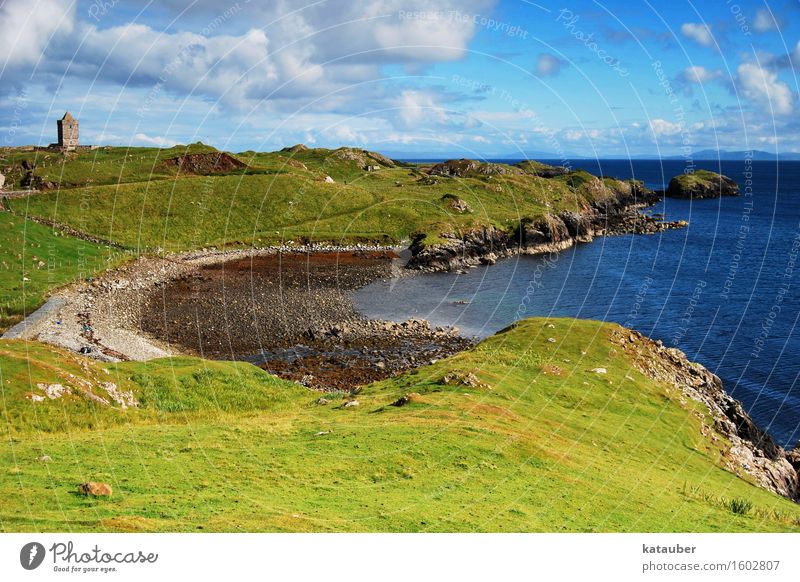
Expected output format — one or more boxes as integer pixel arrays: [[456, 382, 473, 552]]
[[4, 245, 473, 390], [406, 190, 687, 273], [613, 328, 799, 502], [137, 250, 473, 390]]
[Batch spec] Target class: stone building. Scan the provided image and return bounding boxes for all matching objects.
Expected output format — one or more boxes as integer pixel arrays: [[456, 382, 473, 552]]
[[56, 112, 79, 150]]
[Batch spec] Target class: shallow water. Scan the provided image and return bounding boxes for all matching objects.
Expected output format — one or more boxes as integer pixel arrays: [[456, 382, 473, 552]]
[[354, 160, 800, 449]]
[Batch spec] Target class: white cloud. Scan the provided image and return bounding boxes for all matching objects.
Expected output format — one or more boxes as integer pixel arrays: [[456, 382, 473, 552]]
[[0, 0, 495, 112], [535, 53, 565, 77], [680, 23, 714, 47], [133, 133, 179, 147], [0, 0, 74, 67], [649, 118, 683, 137], [737, 63, 794, 115], [393, 90, 451, 127], [793, 41, 800, 66], [754, 9, 779, 33], [681, 66, 722, 84]]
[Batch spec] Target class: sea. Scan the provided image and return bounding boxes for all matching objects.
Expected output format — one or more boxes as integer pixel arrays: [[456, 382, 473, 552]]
[[354, 159, 800, 449]]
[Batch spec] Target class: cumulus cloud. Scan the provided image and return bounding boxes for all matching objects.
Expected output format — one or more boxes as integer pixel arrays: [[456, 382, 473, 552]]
[[0, 0, 496, 110], [0, 0, 74, 67], [648, 118, 684, 138], [133, 133, 179, 147], [535, 53, 566, 77], [680, 23, 715, 47], [753, 9, 780, 33], [737, 63, 794, 115], [681, 66, 722, 84], [392, 90, 452, 127]]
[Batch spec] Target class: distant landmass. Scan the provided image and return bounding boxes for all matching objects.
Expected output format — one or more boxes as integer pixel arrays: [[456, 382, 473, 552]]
[[392, 149, 800, 162], [652, 149, 800, 161]]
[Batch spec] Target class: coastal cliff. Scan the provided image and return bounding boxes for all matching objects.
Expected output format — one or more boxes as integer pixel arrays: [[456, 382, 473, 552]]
[[407, 167, 686, 272], [613, 328, 798, 501]]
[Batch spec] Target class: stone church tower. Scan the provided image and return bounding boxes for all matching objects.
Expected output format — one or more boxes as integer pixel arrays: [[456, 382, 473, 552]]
[[57, 112, 79, 150]]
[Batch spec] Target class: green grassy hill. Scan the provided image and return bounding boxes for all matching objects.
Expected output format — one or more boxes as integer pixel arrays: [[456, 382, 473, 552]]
[[8, 145, 639, 253], [2, 318, 798, 532], [0, 211, 122, 330]]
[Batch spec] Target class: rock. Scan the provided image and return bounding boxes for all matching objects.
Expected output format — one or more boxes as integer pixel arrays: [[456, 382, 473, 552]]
[[514, 160, 569, 177], [666, 170, 739, 199], [324, 175, 335, 183], [442, 194, 472, 213], [329, 147, 397, 168], [480, 252, 497, 266], [77, 482, 113, 496], [589, 367, 607, 374], [36, 383, 70, 399], [442, 371, 489, 389], [342, 399, 359, 408], [547, 337, 556, 343], [100, 382, 138, 409], [0, 172, 5, 190], [428, 159, 480, 177], [787, 446, 800, 472], [391, 392, 422, 407], [281, 144, 309, 153], [163, 152, 247, 175]]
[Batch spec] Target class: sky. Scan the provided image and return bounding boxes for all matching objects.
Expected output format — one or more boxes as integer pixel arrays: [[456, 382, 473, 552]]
[[1, 0, 799, 157]]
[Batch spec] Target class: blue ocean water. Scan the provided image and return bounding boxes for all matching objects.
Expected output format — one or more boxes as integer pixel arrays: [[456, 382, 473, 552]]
[[354, 160, 800, 449]]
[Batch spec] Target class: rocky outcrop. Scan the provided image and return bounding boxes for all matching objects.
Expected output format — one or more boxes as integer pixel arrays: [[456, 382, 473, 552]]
[[428, 159, 522, 178], [441, 194, 472, 213], [329, 147, 397, 168], [515, 160, 569, 178], [407, 183, 685, 272], [164, 152, 248, 174], [665, 170, 739, 199], [428, 159, 480, 177], [281, 144, 309, 153], [613, 328, 798, 501], [78, 482, 113, 496]]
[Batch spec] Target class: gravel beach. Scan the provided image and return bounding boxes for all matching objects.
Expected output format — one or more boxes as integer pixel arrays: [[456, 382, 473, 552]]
[[138, 250, 473, 390]]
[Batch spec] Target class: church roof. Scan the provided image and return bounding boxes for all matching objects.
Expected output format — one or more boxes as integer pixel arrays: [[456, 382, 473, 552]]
[[61, 112, 74, 121]]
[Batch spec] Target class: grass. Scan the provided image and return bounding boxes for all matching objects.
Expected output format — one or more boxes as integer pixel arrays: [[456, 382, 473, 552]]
[[0, 211, 123, 330], [0, 142, 217, 190], [1, 318, 798, 532], [10, 145, 638, 253], [669, 169, 723, 189]]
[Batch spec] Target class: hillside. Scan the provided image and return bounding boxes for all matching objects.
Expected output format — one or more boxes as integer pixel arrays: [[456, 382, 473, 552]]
[[0, 211, 122, 330], [2, 318, 799, 532], [7, 145, 647, 253]]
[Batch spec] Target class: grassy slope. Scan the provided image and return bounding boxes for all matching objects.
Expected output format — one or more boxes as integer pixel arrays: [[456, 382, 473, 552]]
[[2, 319, 799, 533], [0, 143, 217, 189], [0, 211, 122, 330], [12, 146, 627, 253]]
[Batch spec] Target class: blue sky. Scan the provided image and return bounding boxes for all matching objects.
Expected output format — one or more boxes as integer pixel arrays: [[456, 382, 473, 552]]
[[1, 0, 799, 157]]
